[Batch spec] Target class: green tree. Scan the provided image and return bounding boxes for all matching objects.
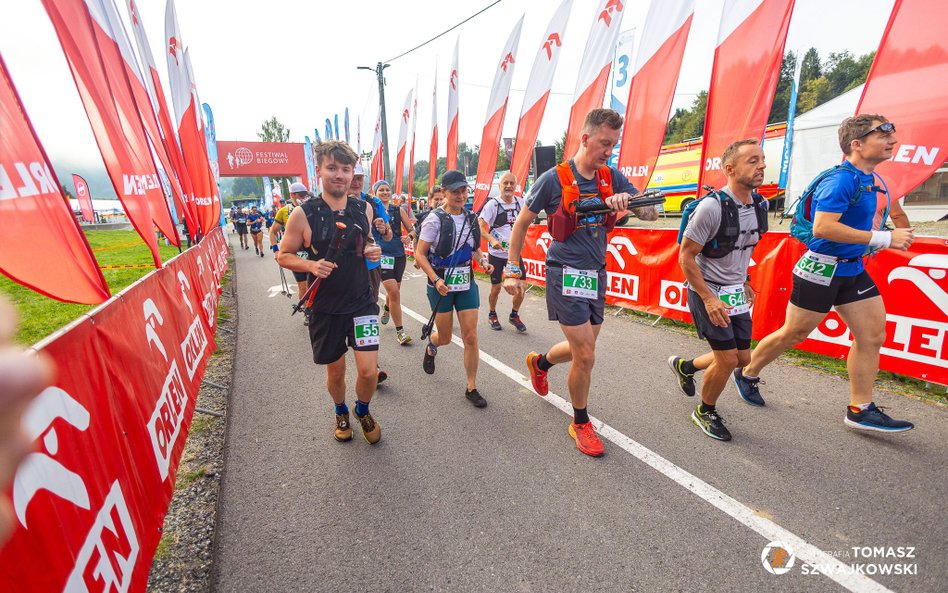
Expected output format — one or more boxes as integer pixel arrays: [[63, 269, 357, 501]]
[[800, 47, 822, 83], [768, 51, 797, 124], [257, 117, 291, 198], [232, 176, 262, 197], [554, 130, 567, 163], [664, 91, 707, 144]]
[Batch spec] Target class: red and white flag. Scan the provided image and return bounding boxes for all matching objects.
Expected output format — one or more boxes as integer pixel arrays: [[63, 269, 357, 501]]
[[407, 81, 419, 203], [428, 65, 438, 195], [697, 0, 795, 192], [618, 0, 695, 189], [394, 88, 413, 196], [472, 16, 525, 211], [857, 0, 948, 203], [166, 0, 220, 237], [446, 38, 460, 171], [73, 174, 95, 223], [125, 0, 199, 237], [370, 108, 384, 187], [510, 0, 572, 194], [563, 0, 627, 159], [0, 56, 109, 304], [41, 0, 171, 266]]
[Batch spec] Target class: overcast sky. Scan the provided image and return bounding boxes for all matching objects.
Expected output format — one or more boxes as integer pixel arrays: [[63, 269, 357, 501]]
[[2, 0, 895, 179]]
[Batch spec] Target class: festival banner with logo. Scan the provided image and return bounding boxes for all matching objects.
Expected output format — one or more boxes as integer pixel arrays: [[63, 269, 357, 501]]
[[0, 57, 110, 304], [510, 0, 572, 195], [617, 0, 695, 189], [696, 0, 795, 192], [344, 108, 350, 145], [471, 16, 525, 211], [563, 0, 627, 159], [73, 174, 95, 223], [606, 28, 635, 169], [407, 82, 419, 203], [0, 227, 229, 592], [428, 65, 439, 195], [515, 226, 948, 385], [856, 0, 948, 201], [394, 89, 413, 196], [216, 141, 307, 178], [370, 108, 384, 186], [446, 38, 460, 171], [304, 136, 316, 194]]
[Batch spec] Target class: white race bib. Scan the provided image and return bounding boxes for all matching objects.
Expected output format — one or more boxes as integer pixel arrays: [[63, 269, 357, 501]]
[[446, 265, 471, 292], [380, 255, 395, 270], [792, 250, 837, 287], [562, 267, 598, 299], [718, 284, 750, 316], [353, 315, 380, 347]]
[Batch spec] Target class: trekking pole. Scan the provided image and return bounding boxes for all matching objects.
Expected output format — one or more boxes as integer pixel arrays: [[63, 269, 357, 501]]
[[292, 221, 349, 315], [420, 212, 474, 340], [571, 189, 666, 215], [279, 266, 291, 297]]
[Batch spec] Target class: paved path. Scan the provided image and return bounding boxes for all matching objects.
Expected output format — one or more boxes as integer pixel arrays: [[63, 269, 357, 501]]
[[214, 236, 947, 593]]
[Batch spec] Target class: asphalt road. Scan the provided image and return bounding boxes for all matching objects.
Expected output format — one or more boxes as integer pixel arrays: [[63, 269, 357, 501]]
[[213, 234, 947, 593]]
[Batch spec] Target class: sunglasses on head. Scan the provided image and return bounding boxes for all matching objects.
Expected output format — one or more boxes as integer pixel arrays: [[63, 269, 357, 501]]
[[858, 122, 896, 138]]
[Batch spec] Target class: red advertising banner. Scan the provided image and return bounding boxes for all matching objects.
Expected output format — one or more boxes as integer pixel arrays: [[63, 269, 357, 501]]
[[0, 227, 229, 592], [516, 226, 948, 385], [73, 174, 94, 223], [0, 55, 110, 305], [216, 141, 308, 178]]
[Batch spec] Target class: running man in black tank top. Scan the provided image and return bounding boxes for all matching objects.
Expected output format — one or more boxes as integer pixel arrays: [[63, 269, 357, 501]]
[[277, 141, 386, 445]]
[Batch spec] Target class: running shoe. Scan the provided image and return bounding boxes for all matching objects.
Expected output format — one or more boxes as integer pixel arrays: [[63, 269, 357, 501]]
[[691, 407, 732, 441], [509, 313, 527, 333], [380, 306, 390, 325], [733, 369, 765, 407], [354, 411, 381, 444], [525, 352, 549, 396], [334, 411, 353, 442], [568, 422, 604, 457], [667, 356, 696, 397], [845, 403, 914, 433], [377, 367, 388, 384], [255, 247, 259, 255], [423, 345, 436, 374], [396, 328, 412, 345], [260, 251, 264, 258], [488, 311, 502, 331], [465, 388, 487, 408]]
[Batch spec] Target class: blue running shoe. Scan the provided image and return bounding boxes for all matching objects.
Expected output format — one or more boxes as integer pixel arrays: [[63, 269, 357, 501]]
[[845, 403, 914, 433], [733, 369, 765, 407]]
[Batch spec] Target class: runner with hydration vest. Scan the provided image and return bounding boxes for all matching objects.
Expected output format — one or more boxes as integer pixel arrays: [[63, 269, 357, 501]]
[[373, 181, 415, 345], [271, 183, 313, 324], [478, 172, 527, 333], [737, 114, 916, 433], [504, 109, 659, 457]]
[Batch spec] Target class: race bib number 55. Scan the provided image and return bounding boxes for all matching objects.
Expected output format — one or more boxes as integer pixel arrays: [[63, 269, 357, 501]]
[[353, 315, 380, 347]]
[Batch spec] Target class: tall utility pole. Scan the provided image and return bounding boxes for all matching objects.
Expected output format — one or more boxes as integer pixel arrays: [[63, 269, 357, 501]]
[[358, 62, 391, 182]]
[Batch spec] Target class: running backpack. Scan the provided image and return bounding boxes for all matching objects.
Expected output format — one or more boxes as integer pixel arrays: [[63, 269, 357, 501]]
[[676, 190, 768, 258], [429, 208, 481, 266], [481, 197, 522, 230], [785, 165, 890, 249]]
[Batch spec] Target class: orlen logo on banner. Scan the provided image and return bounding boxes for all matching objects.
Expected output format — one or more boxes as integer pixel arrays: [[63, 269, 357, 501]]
[[606, 235, 640, 301], [0, 161, 57, 199], [659, 279, 689, 312], [890, 144, 940, 165]]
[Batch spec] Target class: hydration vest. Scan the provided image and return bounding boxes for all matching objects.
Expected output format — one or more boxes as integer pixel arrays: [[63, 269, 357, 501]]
[[388, 202, 404, 237], [677, 190, 769, 258], [429, 208, 481, 267], [483, 197, 522, 230], [300, 196, 369, 258], [548, 162, 617, 242]]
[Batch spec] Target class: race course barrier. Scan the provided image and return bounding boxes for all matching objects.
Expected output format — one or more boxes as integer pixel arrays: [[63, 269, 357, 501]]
[[515, 226, 948, 385], [0, 227, 229, 592]]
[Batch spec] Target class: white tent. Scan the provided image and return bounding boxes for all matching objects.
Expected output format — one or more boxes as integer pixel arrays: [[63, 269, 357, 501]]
[[786, 84, 863, 200]]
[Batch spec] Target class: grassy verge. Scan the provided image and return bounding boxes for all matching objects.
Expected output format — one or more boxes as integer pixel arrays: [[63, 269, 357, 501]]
[[0, 230, 181, 345]]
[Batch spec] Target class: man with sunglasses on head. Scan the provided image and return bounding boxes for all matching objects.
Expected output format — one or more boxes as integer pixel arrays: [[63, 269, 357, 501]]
[[734, 115, 916, 433]]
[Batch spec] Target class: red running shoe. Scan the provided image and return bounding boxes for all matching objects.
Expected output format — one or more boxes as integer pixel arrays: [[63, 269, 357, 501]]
[[526, 352, 548, 396], [569, 422, 604, 457]]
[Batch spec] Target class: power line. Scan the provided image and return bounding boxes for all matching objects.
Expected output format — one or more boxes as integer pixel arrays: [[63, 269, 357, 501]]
[[384, 0, 504, 63]]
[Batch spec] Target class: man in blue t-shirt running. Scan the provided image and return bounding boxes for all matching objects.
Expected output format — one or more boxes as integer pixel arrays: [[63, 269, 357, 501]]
[[735, 114, 916, 433]]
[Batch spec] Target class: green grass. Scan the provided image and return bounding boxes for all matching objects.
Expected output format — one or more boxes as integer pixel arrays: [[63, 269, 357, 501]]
[[153, 533, 174, 559], [175, 465, 209, 491], [0, 230, 180, 345]]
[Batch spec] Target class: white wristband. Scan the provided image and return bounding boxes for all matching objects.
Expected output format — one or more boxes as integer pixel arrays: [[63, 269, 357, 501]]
[[868, 230, 891, 249]]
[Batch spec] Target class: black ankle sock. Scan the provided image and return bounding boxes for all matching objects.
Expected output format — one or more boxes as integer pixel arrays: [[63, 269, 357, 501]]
[[681, 359, 698, 375], [510, 309, 518, 317], [395, 326, 403, 331], [537, 354, 554, 371], [573, 406, 589, 424], [698, 402, 716, 414], [489, 310, 497, 316]]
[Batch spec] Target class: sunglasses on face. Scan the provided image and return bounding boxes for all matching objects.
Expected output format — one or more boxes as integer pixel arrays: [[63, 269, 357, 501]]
[[858, 122, 896, 138]]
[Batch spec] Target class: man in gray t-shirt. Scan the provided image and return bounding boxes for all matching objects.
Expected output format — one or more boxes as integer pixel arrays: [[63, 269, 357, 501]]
[[669, 139, 769, 442]]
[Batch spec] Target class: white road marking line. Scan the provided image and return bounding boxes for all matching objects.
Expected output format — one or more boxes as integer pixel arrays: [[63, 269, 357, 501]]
[[400, 302, 894, 593]]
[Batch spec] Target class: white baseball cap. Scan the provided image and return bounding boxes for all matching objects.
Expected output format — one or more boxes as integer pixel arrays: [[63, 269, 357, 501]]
[[353, 163, 365, 176], [289, 182, 308, 194]]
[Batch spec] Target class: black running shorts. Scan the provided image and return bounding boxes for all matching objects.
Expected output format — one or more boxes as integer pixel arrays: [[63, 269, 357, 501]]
[[488, 254, 506, 285], [234, 223, 248, 235], [687, 288, 753, 351], [308, 302, 380, 365], [292, 270, 309, 283], [380, 256, 407, 283], [545, 265, 606, 326], [790, 271, 880, 314]]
